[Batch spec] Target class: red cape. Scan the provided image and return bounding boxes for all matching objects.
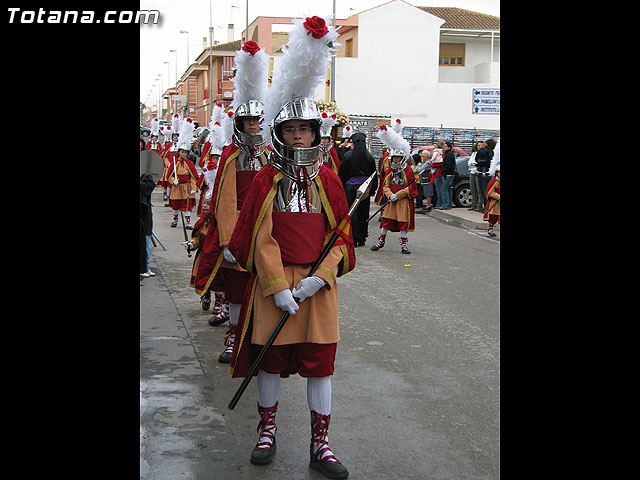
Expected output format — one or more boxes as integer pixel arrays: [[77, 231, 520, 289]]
[[189, 144, 241, 295]]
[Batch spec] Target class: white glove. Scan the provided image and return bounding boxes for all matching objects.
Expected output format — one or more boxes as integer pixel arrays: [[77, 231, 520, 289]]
[[173, 179, 179, 186], [184, 241, 194, 252], [292, 276, 326, 303], [389, 193, 398, 202], [273, 288, 299, 315], [222, 246, 236, 264], [190, 190, 196, 195]]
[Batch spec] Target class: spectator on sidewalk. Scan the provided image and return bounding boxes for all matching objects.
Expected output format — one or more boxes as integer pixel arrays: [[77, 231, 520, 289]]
[[475, 138, 495, 210], [416, 149, 433, 212], [140, 171, 156, 279], [431, 142, 444, 209], [468, 141, 484, 212], [439, 141, 456, 210]]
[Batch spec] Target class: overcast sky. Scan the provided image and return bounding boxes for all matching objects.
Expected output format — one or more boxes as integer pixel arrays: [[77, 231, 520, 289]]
[[140, 0, 500, 108]]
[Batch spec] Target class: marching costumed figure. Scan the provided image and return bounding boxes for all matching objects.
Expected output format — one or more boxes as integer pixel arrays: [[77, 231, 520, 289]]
[[483, 165, 500, 237], [199, 102, 225, 169], [188, 107, 234, 315], [147, 117, 162, 153], [167, 117, 198, 229], [159, 114, 182, 204], [373, 118, 402, 205], [227, 17, 352, 479], [319, 112, 340, 173], [370, 123, 418, 254], [188, 40, 270, 360]]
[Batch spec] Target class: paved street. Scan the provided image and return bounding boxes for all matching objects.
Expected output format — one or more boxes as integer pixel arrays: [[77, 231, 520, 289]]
[[141, 187, 499, 480]]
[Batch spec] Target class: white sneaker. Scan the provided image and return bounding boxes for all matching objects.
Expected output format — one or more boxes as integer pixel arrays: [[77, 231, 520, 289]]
[[144, 270, 155, 277]]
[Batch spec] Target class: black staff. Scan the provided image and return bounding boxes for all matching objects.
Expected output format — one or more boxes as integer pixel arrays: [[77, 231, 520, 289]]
[[228, 172, 376, 411]]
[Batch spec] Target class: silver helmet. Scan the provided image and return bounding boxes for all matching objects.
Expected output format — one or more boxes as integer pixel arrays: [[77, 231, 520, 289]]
[[268, 97, 322, 181], [388, 149, 407, 173], [233, 99, 267, 157]]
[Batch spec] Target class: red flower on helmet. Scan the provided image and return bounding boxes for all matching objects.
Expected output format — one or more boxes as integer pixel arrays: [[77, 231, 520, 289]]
[[395, 119, 401, 124], [303, 16, 328, 39], [379, 125, 387, 131], [241, 41, 261, 56], [321, 112, 328, 118]]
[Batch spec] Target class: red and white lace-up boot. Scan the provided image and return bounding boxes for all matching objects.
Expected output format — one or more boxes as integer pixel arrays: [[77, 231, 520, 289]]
[[209, 301, 229, 326], [217, 323, 236, 363], [200, 290, 211, 311], [309, 410, 349, 479], [250, 402, 278, 465], [399, 236, 410, 254], [170, 214, 178, 228], [212, 292, 224, 315], [370, 233, 386, 251]]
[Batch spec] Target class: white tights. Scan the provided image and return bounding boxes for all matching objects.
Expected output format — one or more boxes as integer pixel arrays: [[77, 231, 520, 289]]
[[257, 370, 331, 415]]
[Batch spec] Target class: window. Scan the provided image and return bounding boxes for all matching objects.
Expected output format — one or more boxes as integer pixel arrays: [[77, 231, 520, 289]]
[[345, 38, 353, 57], [439, 43, 465, 66]]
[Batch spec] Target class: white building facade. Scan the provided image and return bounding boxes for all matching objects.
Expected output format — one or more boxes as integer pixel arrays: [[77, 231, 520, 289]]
[[281, 0, 500, 132]]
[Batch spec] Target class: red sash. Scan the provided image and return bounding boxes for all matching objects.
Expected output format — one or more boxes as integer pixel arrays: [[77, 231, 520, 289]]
[[177, 173, 191, 183], [389, 183, 406, 193], [236, 170, 256, 209], [271, 211, 326, 266]]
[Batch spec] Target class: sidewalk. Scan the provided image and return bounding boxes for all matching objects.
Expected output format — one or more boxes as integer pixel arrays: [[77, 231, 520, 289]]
[[425, 206, 499, 232]]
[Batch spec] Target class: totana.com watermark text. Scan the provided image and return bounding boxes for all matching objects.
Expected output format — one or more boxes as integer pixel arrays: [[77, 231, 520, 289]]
[[7, 8, 160, 24]]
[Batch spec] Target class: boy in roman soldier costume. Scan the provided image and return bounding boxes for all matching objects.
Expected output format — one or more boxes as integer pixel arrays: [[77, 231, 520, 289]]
[[319, 112, 340, 173], [199, 102, 225, 169], [483, 165, 500, 237], [227, 17, 351, 479], [189, 40, 270, 362], [373, 118, 401, 205], [370, 123, 418, 254], [187, 104, 233, 312], [167, 117, 198, 229], [147, 117, 163, 153]]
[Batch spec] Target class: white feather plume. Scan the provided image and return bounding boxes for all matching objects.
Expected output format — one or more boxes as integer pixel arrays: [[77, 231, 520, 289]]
[[341, 124, 353, 138], [320, 112, 337, 137], [231, 44, 269, 110], [391, 118, 403, 134], [171, 113, 182, 137], [209, 103, 224, 130], [376, 125, 411, 158], [177, 117, 195, 151], [150, 117, 159, 136], [262, 16, 339, 132]]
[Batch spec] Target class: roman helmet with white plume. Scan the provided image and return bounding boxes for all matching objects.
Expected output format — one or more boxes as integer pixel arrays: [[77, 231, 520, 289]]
[[319, 111, 337, 156], [376, 123, 411, 172], [320, 111, 337, 138], [207, 103, 226, 156], [262, 15, 339, 181], [231, 41, 269, 158]]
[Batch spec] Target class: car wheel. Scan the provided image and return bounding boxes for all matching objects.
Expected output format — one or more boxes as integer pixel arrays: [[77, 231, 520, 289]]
[[454, 183, 472, 208]]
